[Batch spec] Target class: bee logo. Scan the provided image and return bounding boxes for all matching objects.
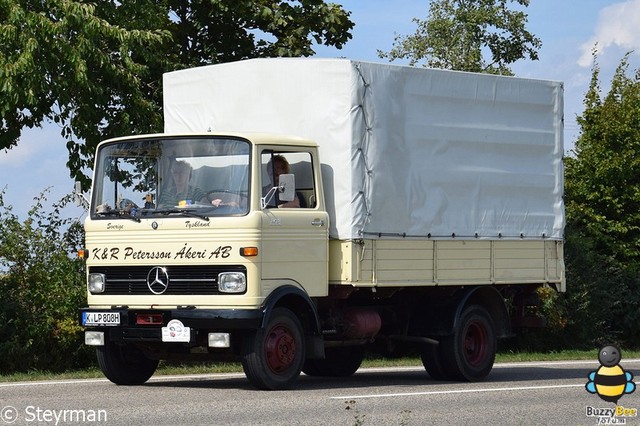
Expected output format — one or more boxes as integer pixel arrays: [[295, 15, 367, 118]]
[[586, 345, 636, 403]]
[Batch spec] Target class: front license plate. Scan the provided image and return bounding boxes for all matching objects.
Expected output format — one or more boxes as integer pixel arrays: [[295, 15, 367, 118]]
[[82, 312, 120, 326]]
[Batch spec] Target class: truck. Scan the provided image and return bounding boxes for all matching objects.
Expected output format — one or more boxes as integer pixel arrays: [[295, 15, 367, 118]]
[[79, 58, 565, 390]]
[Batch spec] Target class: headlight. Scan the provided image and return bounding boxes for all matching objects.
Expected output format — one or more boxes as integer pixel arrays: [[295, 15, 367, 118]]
[[88, 273, 106, 294], [218, 272, 246, 293]]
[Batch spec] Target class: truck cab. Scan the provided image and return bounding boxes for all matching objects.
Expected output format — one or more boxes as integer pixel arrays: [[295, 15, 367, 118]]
[[81, 133, 329, 390]]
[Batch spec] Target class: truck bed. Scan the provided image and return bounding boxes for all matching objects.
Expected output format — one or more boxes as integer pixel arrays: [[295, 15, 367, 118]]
[[329, 239, 564, 291]]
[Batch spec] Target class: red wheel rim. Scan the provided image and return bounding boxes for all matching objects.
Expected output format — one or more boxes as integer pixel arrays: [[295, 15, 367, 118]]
[[265, 324, 297, 374], [463, 320, 488, 366]]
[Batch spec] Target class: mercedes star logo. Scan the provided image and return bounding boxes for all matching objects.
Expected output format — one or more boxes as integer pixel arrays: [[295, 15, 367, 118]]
[[147, 266, 169, 295]]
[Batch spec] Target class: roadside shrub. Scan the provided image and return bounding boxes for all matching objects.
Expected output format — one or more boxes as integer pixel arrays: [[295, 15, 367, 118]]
[[563, 227, 640, 349], [506, 223, 640, 353], [0, 188, 92, 373]]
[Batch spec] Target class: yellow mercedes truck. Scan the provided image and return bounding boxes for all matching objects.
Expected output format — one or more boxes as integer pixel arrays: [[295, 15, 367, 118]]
[[79, 59, 565, 390]]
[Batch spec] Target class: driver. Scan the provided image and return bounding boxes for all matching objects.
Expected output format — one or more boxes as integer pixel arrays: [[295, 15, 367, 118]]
[[158, 160, 222, 207]]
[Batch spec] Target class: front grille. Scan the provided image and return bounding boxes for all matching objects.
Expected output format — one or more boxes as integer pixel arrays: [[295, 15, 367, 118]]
[[90, 265, 246, 295]]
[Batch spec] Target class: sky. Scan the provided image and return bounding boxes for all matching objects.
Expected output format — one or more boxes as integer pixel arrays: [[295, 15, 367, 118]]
[[1, 0, 640, 221]]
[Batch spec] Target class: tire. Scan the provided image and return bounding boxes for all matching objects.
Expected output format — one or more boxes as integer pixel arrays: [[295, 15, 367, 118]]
[[303, 346, 365, 377], [96, 342, 158, 385], [440, 305, 496, 382], [420, 343, 449, 381], [241, 307, 305, 390]]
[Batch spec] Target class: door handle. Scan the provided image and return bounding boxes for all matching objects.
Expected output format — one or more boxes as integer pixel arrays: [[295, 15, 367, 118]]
[[311, 219, 325, 227]]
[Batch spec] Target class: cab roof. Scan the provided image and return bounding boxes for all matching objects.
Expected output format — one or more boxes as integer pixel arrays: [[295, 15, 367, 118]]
[[98, 132, 318, 149]]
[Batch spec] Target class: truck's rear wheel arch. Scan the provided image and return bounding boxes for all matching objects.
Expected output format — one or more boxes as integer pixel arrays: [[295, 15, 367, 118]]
[[453, 286, 511, 339], [419, 286, 510, 339]]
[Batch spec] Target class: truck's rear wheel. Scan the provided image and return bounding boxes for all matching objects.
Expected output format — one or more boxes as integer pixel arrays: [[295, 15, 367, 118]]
[[302, 345, 365, 377], [96, 341, 158, 385], [440, 305, 496, 381], [420, 343, 448, 380], [241, 307, 305, 390]]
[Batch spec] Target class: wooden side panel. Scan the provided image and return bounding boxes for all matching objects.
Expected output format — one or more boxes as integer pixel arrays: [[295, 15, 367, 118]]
[[494, 241, 546, 281], [435, 241, 491, 283], [372, 240, 434, 283], [328, 239, 565, 290]]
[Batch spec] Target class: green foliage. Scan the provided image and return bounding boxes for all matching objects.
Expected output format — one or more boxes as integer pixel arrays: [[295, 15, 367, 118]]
[[0, 0, 354, 190], [0, 0, 172, 190], [567, 54, 640, 265], [167, 0, 353, 66], [0, 188, 91, 373], [562, 52, 640, 348], [378, 0, 541, 75]]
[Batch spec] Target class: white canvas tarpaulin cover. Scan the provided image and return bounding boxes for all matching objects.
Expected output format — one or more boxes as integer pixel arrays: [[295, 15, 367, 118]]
[[163, 58, 564, 241]]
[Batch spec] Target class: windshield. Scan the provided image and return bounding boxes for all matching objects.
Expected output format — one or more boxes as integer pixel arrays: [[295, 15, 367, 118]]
[[91, 136, 250, 220]]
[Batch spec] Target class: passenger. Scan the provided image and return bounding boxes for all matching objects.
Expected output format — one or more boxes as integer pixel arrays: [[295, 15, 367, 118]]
[[264, 155, 302, 208]]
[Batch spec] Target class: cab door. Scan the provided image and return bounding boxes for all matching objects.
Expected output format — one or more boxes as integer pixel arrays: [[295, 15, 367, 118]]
[[259, 150, 329, 297]]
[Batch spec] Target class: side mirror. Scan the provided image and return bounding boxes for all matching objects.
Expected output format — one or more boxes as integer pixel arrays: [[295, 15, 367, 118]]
[[73, 181, 90, 210], [261, 173, 296, 209], [278, 174, 295, 202]]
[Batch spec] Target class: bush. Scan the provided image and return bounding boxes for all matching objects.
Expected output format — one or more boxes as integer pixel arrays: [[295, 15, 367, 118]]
[[0, 188, 92, 373]]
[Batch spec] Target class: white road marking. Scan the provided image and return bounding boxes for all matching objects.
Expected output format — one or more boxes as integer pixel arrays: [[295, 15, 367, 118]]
[[330, 383, 585, 400], [329, 359, 640, 399], [495, 358, 640, 368]]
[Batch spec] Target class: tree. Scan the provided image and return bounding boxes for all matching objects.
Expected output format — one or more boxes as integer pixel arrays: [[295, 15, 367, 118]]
[[167, 0, 353, 66], [566, 52, 640, 266], [563, 52, 640, 346], [378, 0, 541, 75], [0, 1, 171, 189], [0, 0, 354, 189]]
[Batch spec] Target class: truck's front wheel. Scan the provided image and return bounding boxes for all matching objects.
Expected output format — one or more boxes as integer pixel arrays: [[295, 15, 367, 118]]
[[96, 341, 158, 385], [241, 307, 305, 390], [440, 305, 496, 381]]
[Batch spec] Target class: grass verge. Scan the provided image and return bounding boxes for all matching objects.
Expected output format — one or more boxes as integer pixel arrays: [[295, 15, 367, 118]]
[[3, 349, 640, 383]]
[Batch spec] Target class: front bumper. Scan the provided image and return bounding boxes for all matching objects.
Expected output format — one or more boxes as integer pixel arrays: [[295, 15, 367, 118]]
[[79, 307, 264, 344]]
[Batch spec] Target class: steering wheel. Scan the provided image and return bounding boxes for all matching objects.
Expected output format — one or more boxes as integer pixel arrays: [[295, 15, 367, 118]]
[[206, 189, 248, 211]]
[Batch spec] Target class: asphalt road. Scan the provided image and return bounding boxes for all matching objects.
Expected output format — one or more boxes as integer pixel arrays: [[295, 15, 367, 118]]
[[2, 359, 640, 425]]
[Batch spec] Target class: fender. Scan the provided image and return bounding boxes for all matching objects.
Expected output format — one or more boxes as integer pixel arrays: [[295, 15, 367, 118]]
[[420, 286, 511, 338], [450, 286, 512, 338], [260, 284, 324, 358], [261, 284, 322, 335]]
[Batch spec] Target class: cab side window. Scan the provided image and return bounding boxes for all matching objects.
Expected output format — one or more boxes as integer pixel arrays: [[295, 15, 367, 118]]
[[261, 151, 315, 208]]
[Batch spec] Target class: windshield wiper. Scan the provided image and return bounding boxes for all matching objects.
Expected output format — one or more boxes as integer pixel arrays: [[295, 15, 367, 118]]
[[96, 210, 141, 223], [155, 208, 210, 221]]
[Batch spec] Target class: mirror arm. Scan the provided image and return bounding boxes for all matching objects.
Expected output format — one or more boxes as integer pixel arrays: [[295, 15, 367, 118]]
[[73, 181, 90, 210], [260, 184, 284, 209]]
